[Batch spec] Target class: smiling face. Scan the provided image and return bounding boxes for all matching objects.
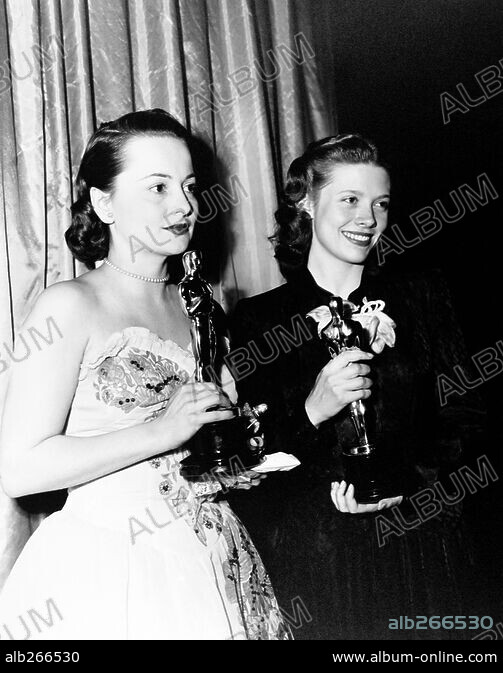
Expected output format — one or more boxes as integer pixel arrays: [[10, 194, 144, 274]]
[[308, 162, 390, 267], [106, 135, 198, 259]]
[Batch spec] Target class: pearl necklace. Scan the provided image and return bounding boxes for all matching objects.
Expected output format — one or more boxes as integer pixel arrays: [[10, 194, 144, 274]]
[[103, 258, 170, 283]]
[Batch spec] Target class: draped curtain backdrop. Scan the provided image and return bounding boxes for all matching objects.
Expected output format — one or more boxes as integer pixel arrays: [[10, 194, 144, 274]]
[[0, 0, 336, 586]]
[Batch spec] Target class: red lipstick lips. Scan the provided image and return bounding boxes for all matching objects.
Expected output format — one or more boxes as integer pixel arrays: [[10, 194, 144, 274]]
[[164, 221, 190, 235]]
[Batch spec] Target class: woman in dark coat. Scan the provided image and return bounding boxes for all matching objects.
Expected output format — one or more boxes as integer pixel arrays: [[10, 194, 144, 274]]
[[228, 134, 485, 640]]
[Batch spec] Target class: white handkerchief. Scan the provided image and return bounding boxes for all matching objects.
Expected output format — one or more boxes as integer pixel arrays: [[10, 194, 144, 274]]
[[252, 452, 301, 473]]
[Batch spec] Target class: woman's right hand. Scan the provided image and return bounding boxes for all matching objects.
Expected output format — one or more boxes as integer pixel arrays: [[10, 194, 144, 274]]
[[155, 381, 235, 448], [304, 349, 374, 427]]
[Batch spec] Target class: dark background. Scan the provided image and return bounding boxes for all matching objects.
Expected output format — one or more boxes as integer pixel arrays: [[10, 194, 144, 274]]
[[314, 0, 502, 622]]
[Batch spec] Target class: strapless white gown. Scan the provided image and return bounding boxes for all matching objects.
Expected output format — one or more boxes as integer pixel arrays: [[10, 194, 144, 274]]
[[0, 327, 289, 640]]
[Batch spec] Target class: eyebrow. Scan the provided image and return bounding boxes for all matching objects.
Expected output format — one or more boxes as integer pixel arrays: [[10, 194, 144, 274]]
[[140, 173, 172, 181], [140, 172, 196, 181], [337, 189, 390, 198]]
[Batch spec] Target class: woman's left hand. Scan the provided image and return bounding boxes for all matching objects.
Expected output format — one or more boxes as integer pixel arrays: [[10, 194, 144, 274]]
[[331, 480, 403, 513], [219, 470, 267, 491]]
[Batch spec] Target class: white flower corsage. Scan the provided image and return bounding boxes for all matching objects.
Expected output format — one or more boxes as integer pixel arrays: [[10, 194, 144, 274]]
[[352, 298, 396, 351], [307, 297, 396, 354]]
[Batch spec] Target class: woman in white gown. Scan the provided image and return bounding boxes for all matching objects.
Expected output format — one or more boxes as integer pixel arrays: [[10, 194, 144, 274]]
[[0, 109, 289, 640]]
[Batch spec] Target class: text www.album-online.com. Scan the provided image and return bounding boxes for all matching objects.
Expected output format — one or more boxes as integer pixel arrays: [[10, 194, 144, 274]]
[[332, 652, 497, 663]]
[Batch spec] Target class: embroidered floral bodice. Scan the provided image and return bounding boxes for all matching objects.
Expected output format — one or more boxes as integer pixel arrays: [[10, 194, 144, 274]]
[[65, 326, 224, 545]]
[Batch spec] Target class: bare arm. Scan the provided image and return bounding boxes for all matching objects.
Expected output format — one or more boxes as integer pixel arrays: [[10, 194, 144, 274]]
[[0, 282, 232, 498]]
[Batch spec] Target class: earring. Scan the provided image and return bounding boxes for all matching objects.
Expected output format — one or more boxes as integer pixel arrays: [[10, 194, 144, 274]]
[[105, 213, 114, 225]]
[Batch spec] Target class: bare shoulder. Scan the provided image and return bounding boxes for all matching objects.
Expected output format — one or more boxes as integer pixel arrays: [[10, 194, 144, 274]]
[[29, 275, 96, 319], [21, 272, 100, 353]]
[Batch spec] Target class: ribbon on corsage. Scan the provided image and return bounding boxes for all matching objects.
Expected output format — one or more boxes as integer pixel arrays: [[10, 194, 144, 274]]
[[307, 297, 396, 354]]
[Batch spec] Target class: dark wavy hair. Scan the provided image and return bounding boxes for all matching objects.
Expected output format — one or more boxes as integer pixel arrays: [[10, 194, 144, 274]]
[[271, 133, 389, 278], [65, 109, 190, 269]]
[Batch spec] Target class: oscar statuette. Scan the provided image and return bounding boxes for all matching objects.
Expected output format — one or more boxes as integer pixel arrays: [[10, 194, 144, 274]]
[[178, 250, 267, 479], [310, 296, 401, 504]]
